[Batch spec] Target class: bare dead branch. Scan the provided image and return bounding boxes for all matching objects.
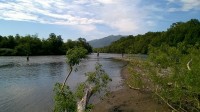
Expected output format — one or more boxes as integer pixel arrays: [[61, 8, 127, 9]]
[[187, 59, 192, 70]]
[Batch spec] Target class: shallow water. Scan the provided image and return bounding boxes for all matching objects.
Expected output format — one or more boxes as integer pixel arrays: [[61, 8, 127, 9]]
[[0, 53, 126, 112]]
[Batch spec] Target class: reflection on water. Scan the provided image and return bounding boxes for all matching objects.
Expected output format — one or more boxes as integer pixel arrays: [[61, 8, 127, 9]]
[[0, 54, 126, 112]]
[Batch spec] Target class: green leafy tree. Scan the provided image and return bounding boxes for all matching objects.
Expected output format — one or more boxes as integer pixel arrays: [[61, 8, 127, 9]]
[[54, 47, 87, 112], [76, 62, 111, 112], [47, 33, 64, 55], [14, 43, 30, 56], [61, 47, 88, 90], [54, 47, 111, 112], [75, 62, 112, 99]]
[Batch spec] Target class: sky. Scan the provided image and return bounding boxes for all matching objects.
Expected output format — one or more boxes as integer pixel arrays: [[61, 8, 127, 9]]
[[0, 0, 200, 41]]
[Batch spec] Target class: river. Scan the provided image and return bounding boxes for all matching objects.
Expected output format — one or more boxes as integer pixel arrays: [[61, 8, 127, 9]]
[[0, 54, 126, 112]]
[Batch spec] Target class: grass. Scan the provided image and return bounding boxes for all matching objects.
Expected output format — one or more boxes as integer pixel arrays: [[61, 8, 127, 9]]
[[124, 57, 151, 90]]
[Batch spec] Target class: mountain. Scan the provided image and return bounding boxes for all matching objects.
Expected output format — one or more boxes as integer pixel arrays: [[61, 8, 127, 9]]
[[88, 35, 123, 48]]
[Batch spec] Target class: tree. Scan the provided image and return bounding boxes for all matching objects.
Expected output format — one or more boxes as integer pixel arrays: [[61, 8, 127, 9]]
[[54, 47, 111, 112], [77, 38, 93, 53], [61, 47, 88, 90], [47, 33, 64, 55], [7, 35, 16, 49], [76, 63, 111, 112]]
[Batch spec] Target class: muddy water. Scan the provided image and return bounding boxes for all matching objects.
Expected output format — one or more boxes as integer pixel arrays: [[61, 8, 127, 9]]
[[0, 54, 126, 112]]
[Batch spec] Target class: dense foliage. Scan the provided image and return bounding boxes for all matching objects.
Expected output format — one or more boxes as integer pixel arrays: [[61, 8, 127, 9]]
[[148, 43, 200, 111], [0, 33, 92, 56], [84, 62, 112, 94], [66, 47, 88, 67], [95, 19, 200, 54], [54, 83, 77, 112]]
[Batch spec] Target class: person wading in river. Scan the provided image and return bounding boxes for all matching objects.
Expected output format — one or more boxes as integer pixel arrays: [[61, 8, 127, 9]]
[[27, 55, 29, 61]]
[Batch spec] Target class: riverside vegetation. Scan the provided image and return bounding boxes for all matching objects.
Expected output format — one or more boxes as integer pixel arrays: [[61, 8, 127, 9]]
[[124, 45, 200, 111], [54, 47, 111, 112], [148, 44, 200, 111], [102, 19, 200, 111], [0, 33, 92, 56]]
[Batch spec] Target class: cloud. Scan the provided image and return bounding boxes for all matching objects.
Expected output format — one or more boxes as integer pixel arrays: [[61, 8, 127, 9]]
[[0, 0, 102, 26], [167, 0, 200, 12], [74, 25, 96, 32], [0, 0, 165, 37], [97, 0, 162, 34], [1, 11, 38, 21], [146, 21, 156, 27], [95, 0, 117, 4]]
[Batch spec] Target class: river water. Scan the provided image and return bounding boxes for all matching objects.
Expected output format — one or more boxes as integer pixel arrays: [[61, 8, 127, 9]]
[[0, 54, 126, 112]]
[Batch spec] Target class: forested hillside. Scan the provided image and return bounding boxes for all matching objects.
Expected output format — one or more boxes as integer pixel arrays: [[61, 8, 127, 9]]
[[0, 33, 92, 56], [88, 35, 123, 48], [95, 19, 200, 54]]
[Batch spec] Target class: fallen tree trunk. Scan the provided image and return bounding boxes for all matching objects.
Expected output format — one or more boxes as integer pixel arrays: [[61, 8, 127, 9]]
[[77, 87, 93, 112]]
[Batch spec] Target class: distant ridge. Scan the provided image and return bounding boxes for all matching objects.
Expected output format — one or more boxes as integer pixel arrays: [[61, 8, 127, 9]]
[[88, 35, 123, 48]]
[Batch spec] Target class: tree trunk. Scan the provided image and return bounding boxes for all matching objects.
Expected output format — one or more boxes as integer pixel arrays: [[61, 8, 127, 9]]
[[77, 87, 93, 112], [61, 66, 73, 91]]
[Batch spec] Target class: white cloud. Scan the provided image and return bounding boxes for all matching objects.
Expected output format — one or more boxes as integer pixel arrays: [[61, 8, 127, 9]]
[[95, 0, 117, 4], [168, 0, 200, 11], [146, 21, 156, 27], [73, 0, 90, 4], [0, 0, 102, 26], [181, 0, 200, 11], [75, 25, 96, 32], [0, 0, 163, 37], [112, 19, 140, 32], [2, 11, 38, 21], [97, 0, 156, 34]]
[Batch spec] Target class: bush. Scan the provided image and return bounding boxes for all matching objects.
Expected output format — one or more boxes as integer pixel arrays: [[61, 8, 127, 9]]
[[0, 48, 15, 56], [148, 43, 200, 111], [54, 83, 77, 112]]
